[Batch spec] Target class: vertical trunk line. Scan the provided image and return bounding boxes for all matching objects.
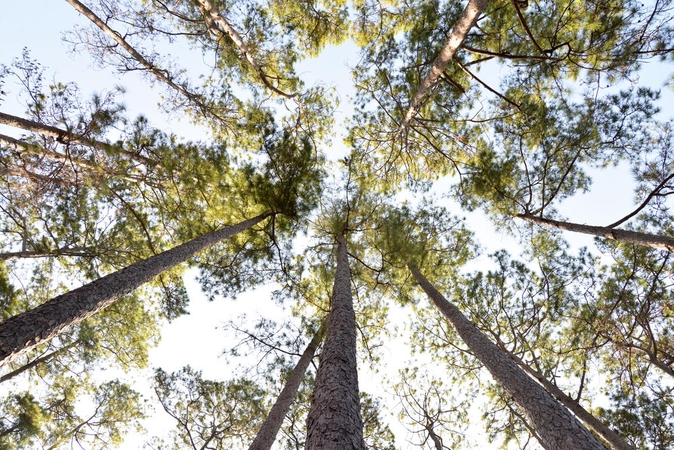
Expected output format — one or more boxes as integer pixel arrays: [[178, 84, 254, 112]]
[[305, 235, 365, 450]]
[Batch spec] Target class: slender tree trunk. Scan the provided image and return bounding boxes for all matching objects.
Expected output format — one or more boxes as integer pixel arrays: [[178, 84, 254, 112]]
[[0, 342, 77, 383], [0, 111, 152, 166], [305, 235, 365, 450], [249, 326, 324, 450], [0, 248, 100, 261], [194, 0, 296, 99], [398, 0, 490, 131], [64, 0, 228, 124], [409, 265, 607, 450], [0, 213, 271, 367], [0, 132, 149, 184], [516, 213, 674, 253], [506, 350, 633, 450]]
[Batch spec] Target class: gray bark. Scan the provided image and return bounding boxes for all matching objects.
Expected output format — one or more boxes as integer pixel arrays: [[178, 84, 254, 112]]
[[0, 213, 271, 367], [507, 351, 633, 450], [305, 235, 365, 450], [194, 0, 296, 99], [249, 327, 324, 450], [409, 265, 607, 450], [517, 213, 674, 253], [0, 111, 152, 165], [399, 0, 490, 132]]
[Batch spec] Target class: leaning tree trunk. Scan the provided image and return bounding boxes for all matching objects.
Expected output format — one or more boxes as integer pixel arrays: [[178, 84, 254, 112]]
[[0, 213, 271, 367], [506, 349, 633, 450], [0, 111, 152, 165], [398, 0, 490, 131], [409, 265, 607, 450], [305, 235, 365, 450], [249, 326, 324, 450], [516, 213, 674, 253]]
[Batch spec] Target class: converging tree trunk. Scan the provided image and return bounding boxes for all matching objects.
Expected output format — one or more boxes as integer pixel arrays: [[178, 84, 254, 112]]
[[305, 235, 365, 450], [506, 349, 633, 450], [399, 0, 491, 131], [516, 213, 674, 253], [194, 0, 297, 99], [0, 111, 153, 165], [249, 326, 324, 450], [409, 265, 607, 450], [0, 213, 271, 367]]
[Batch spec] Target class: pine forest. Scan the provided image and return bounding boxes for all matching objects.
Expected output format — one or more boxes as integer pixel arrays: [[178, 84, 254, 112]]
[[1, 0, 674, 448]]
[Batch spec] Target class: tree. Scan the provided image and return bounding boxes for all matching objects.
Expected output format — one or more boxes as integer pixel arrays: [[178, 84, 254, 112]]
[[151, 366, 266, 450], [305, 233, 365, 450], [4, 1, 674, 448], [0, 212, 271, 366], [249, 326, 324, 450], [409, 265, 607, 450]]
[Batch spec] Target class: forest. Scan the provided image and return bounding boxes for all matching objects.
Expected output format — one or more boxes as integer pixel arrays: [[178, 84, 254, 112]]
[[0, 0, 673, 448]]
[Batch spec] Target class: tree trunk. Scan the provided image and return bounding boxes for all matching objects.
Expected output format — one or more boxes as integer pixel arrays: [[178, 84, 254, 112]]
[[194, 0, 296, 99], [0, 213, 271, 367], [305, 235, 365, 450], [64, 0, 224, 123], [506, 350, 633, 450], [399, 0, 490, 131], [0, 342, 76, 384], [516, 213, 674, 253], [0, 111, 153, 166], [409, 265, 607, 450], [249, 326, 324, 450]]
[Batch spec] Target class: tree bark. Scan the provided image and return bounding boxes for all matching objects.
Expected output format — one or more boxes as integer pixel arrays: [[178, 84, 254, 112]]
[[194, 0, 296, 99], [0, 342, 76, 384], [305, 235, 365, 450], [399, 0, 490, 131], [516, 213, 674, 253], [0, 111, 153, 166], [249, 326, 324, 450], [409, 265, 607, 450], [506, 350, 633, 450], [0, 213, 271, 367]]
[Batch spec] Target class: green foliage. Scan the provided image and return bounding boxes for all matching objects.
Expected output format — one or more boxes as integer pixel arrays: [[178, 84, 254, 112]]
[[596, 388, 674, 449], [152, 366, 266, 449], [0, 378, 145, 450]]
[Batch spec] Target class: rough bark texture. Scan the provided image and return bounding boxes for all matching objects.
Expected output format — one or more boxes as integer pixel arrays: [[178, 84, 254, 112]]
[[409, 265, 607, 450], [305, 235, 365, 450], [517, 213, 674, 253], [399, 0, 490, 130], [249, 327, 324, 450], [0, 213, 270, 367], [507, 350, 633, 450]]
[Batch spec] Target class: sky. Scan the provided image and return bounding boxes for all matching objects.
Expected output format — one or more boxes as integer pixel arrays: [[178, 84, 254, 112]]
[[1, 0, 673, 448]]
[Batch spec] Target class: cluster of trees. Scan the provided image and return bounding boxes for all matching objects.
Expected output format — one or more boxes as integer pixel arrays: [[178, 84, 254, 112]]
[[1, 0, 674, 448]]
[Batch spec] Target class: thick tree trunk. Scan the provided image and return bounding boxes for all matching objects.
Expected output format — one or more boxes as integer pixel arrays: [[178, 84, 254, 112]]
[[305, 235, 365, 450], [506, 350, 633, 450], [0, 213, 271, 367], [399, 0, 490, 131], [249, 327, 324, 450], [516, 213, 674, 253], [409, 265, 607, 450]]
